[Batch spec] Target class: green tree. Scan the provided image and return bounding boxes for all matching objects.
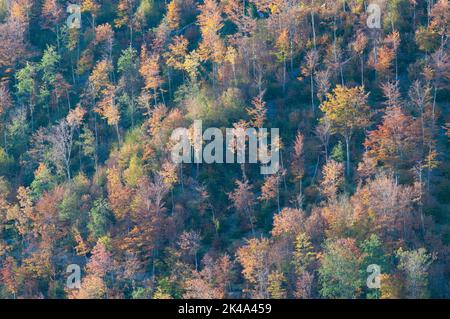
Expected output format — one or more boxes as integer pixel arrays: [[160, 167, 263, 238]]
[[88, 197, 113, 241], [360, 235, 388, 299], [330, 141, 345, 163], [124, 154, 144, 187], [39, 46, 60, 99], [397, 248, 434, 299], [15, 63, 36, 130], [136, 0, 161, 28], [79, 125, 97, 171], [30, 163, 56, 199], [118, 47, 140, 126], [319, 238, 363, 299], [0, 147, 13, 177]]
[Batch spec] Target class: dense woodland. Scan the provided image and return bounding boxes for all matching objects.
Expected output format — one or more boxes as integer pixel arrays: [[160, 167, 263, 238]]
[[0, 0, 449, 299]]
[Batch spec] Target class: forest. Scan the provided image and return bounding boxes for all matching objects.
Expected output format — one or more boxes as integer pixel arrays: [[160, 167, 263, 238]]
[[0, 0, 449, 299]]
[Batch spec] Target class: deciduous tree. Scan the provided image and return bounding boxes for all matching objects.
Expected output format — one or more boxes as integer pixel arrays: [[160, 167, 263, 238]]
[[320, 85, 370, 175]]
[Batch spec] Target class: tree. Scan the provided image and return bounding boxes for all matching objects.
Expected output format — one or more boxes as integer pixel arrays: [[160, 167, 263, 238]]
[[6, 186, 33, 237], [183, 254, 231, 299], [381, 81, 402, 109], [47, 118, 79, 180], [95, 24, 114, 60], [165, 35, 189, 72], [118, 47, 140, 126], [124, 174, 169, 266], [364, 106, 421, 174], [315, 119, 332, 161], [223, 0, 256, 39], [236, 237, 272, 299], [292, 232, 316, 276], [409, 80, 433, 148], [397, 248, 434, 299], [0, 83, 13, 151], [380, 273, 404, 299], [166, 0, 181, 30], [293, 232, 316, 299], [178, 230, 202, 271], [88, 240, 112, 277], [385, 31, 401, 81], [95, 84, 121, 145], [260, 172, 282, 213], [271, 208, 305, 240], [320, 160, 344, 201], [140, 46, 163, 106], [291, 131, 304, 206], [0, 82, 12, 117], [115, 0, 138, 44], [89, 59, 112, 97], [124, 154, 144, 187], [15, 62, 36, 130], [41, 0, 63, 52], [352, 174, 421, 246], [9, 0, 32, 25], [315, 69, 331, 104], [0, 256, 19, 299], [82, 0, 101, 28], [38, 46, 62, 114], [330, 141, 344, 163], [320, 85, 371, 175], [0, 0, 6, 20], [301, 50, 318, 111], [0, 16, 27, 69], [197, 0, 225, 83], [430, 0, 449, 49], [79, 125, 97, 170], [319, 238, 363, 299], [268, 270, 287, 299], [370, 42, 395, 80], [40, 0, 63, 25], [88, 197, 113, 241], [360, 234, 388, 299], [351, 31, 368, 86], [29, 163, 56, 199], [197, 0, 224, 59], [247, 93, 267, 128], [74, 240, 112, 299], [106, 167, 132, 222], [228, 179, 257, 233], [67, 105, 86, 128], [276, 28, 290, 94], [445, 123, 450, 141]]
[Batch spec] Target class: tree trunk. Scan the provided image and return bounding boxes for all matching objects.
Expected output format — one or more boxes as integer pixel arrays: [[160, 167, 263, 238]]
[[283, 58, 286, 94], [310, 73, 315, 112], [345, 135, 350, 176], [360, 54, 364, 86], [310, 3, 317, 51], [276, 181, 280, 213], [115, 123, 121, 146]]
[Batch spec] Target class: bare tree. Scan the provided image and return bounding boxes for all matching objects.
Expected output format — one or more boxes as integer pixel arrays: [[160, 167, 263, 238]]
[[315, 119, 332, 162], [48, 119, 76, 180], [228, 178, 257, 234]]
